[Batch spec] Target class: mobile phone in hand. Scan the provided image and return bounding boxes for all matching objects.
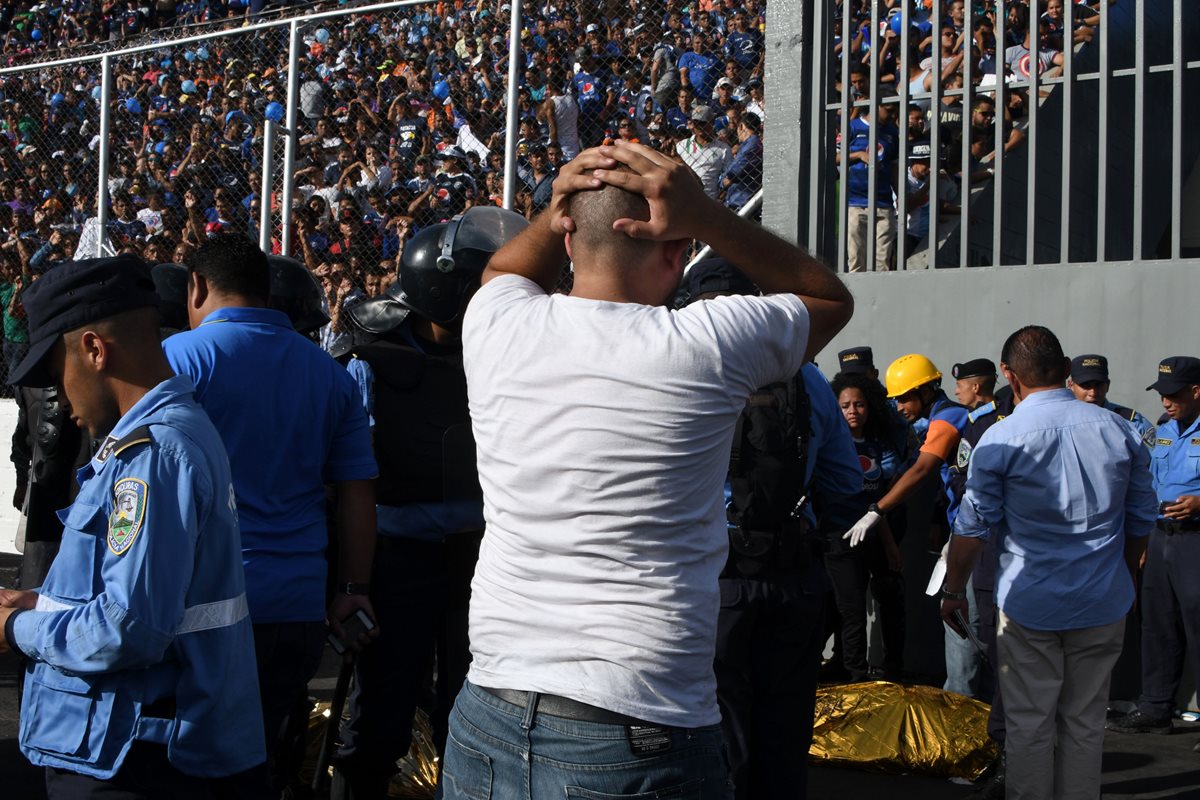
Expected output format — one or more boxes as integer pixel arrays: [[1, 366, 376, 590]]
[[328, 608, 376, 655]]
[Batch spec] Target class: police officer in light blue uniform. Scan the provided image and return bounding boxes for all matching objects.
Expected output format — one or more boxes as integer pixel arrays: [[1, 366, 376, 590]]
[[1068, 354, 1155, 445], [0, 255, 266, 797], [1108, 356, 1200, 738]]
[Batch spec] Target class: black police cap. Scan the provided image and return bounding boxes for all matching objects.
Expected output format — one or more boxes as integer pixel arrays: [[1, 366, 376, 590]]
[[952, 358, 996, 380], [838, 346, 874, 375], [12, 254, 159, 387], [1147, 356, 1200, 395], [1070, 354, 1109, 384]]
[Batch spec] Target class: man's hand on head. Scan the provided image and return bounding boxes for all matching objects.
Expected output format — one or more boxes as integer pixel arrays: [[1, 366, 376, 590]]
[[591, 139, 716, 242], [547, 147, 615, 235]]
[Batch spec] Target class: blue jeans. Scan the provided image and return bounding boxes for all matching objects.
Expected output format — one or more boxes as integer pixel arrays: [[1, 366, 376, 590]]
[[944, 575, 983, 697], [441, 681, 734, 800]]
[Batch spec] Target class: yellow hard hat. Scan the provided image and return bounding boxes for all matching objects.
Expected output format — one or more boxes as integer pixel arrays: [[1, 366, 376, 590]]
[[885, 354, 942, 398]]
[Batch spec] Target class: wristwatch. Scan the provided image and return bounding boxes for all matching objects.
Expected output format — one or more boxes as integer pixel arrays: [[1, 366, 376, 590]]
[[337, 582, 371, 596], [868, 502, 883, 516], [940, 587, 968, 600]]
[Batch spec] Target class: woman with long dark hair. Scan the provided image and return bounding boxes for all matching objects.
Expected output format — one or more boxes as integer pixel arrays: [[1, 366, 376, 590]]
[[824, 372, 907, 681]]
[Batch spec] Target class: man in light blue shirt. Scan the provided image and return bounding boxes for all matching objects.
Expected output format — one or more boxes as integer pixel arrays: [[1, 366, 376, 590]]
[[940, 326, 1156, 800]]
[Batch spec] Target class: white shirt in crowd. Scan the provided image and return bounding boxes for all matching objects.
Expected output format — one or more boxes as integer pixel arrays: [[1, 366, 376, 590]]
[[676, 136, 733, 199], [462, 275, 810, 727]]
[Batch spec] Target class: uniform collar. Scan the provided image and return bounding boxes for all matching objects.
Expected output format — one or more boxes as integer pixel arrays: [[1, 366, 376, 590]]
[[1168, 413, 1200, 439], [90, 374, 197, 470], [1011, 387, 1075, 413], [200, 306, 294, 330]]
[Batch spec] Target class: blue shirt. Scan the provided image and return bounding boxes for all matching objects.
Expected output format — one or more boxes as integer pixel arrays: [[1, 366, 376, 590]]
[[1149, 413, 1200, 513], [954, 388, 1157, 630], [163, 307, 377, 623], [841, 116, 898, 208], [13, 376, 265, 779], [802, 363, 865, 520]]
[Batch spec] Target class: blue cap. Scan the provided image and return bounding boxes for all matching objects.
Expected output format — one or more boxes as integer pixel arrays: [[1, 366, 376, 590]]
[[1147, 356, 1200, 395], [838, 346, 875, 374], [10, 255, 160, 387]]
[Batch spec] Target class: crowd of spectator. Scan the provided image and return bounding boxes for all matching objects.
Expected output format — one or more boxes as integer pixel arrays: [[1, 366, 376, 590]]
[[0, 0, 767, 368], [836, 0, 1100, 271]]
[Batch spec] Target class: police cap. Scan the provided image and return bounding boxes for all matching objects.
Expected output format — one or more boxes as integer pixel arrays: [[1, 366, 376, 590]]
[[12, 255, 159, 387], [1069, 354, 1109, 384], [1147, 356, 1200, 395], [838, 346, 875, 375], [952, 358, 996, 381]]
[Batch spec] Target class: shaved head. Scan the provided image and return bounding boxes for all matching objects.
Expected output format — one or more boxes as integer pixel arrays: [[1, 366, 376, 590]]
[[567, 171, 654, 268]]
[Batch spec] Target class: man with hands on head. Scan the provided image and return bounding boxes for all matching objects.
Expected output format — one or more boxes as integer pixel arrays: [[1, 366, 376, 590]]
[[441, 140, 852, 799]]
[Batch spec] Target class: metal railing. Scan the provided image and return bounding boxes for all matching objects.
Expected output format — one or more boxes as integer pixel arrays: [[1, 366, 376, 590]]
[[803, 0, 1199, 271]]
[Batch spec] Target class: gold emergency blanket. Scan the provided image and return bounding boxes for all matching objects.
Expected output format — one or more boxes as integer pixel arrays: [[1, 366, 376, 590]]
[[809, 681, 998, 779], [306, 702, 440, 798]]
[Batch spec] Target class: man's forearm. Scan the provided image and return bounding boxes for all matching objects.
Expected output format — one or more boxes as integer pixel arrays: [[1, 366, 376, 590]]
[[701, 195, 847, 304], [877, 452, 940, 514], [484, 209, 567, 292], [336, 479, 377, 585], [944, 534, 985, 593]]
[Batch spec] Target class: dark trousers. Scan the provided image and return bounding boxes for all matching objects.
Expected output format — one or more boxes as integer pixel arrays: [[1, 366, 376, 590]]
[[1139, 529, 1200, 716], [45, 741, 269, 800], [823, 539, 905, 679], [334, 532, 481, 799], [252, 620, 326, 793], [714, 559, 827, 800]]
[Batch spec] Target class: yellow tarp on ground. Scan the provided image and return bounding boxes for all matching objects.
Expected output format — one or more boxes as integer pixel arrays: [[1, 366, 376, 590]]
[[810, 681, 998, 780]]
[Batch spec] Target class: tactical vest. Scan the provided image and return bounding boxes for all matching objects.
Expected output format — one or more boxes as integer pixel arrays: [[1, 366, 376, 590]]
[[353, 339, 481, 507], [725, 373, 812, 576]]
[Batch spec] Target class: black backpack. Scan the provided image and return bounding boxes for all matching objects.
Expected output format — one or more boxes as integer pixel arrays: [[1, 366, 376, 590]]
[[726, 373, 812, 575]]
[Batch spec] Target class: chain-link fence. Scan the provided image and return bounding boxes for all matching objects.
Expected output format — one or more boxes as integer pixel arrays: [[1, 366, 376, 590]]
[[0, 0, 768, 365]]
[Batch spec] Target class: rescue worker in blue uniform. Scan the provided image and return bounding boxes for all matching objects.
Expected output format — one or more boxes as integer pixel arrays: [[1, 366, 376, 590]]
[[1068, 354, 1155, 445], [947, 384, 1016, 800], [0, 255, 267, 798], [329, 207, 529, 800], [844, 354, 969, 552], [162, 235, 378, 796], [679, 259, 863, 800], [1108, 356, 1200, 738]]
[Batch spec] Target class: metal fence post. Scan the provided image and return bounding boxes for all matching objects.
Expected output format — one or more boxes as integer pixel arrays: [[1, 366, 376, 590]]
[[96, 54, 113, 257], [501, 0, 523, 211], [281, 19, 302, 257], [260, 121, 276, 253]]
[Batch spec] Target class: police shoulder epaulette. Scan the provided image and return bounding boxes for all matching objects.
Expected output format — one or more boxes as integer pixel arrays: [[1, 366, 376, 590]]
[[1109, 403, 1137, 422], [95, 425, 154, 463], [968, 401, 996, 424]]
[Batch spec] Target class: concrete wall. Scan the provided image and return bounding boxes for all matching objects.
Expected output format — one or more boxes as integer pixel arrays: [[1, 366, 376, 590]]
[[821, 259, 1200, 423]]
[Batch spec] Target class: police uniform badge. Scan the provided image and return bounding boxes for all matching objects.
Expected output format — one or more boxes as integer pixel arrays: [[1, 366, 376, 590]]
[[1143, 427, 1158, 448], [956, 438, 972, 471], [109, 477, 148, 555]]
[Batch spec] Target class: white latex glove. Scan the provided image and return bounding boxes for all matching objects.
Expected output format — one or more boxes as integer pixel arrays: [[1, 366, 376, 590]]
[[925, 540, 951, 596], [843, 510, 882, 547]]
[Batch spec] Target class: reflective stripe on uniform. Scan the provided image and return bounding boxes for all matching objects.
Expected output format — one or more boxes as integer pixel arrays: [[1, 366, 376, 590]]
[[33, 592, 248, 635], [176, 594, 249, 635]]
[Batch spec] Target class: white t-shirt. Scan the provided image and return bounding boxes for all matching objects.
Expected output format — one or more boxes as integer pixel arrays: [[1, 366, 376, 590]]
[[462, 275, 810, 727], [676, 136, 733, 199]]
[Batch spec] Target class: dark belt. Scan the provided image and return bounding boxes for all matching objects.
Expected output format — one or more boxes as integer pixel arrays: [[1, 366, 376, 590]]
[[479, 686, 658, 727], [1156, 520, 1200, 535]]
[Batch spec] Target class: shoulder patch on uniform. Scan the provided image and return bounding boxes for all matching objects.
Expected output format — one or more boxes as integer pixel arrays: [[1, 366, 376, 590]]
[[1157, 438, 1174, 447], [108, 477, 148, 556], [95, 425, 154, 463], [1142, 427, 1157, 447], [956, 438, 973, 470]]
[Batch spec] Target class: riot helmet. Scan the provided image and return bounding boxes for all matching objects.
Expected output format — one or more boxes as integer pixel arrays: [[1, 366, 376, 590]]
[[347, 206, 528, 338], [267, 255, 330, 336], [388, 206, 529, 325], [673, 257, 759, 308], [150, 262, 189, 333]]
